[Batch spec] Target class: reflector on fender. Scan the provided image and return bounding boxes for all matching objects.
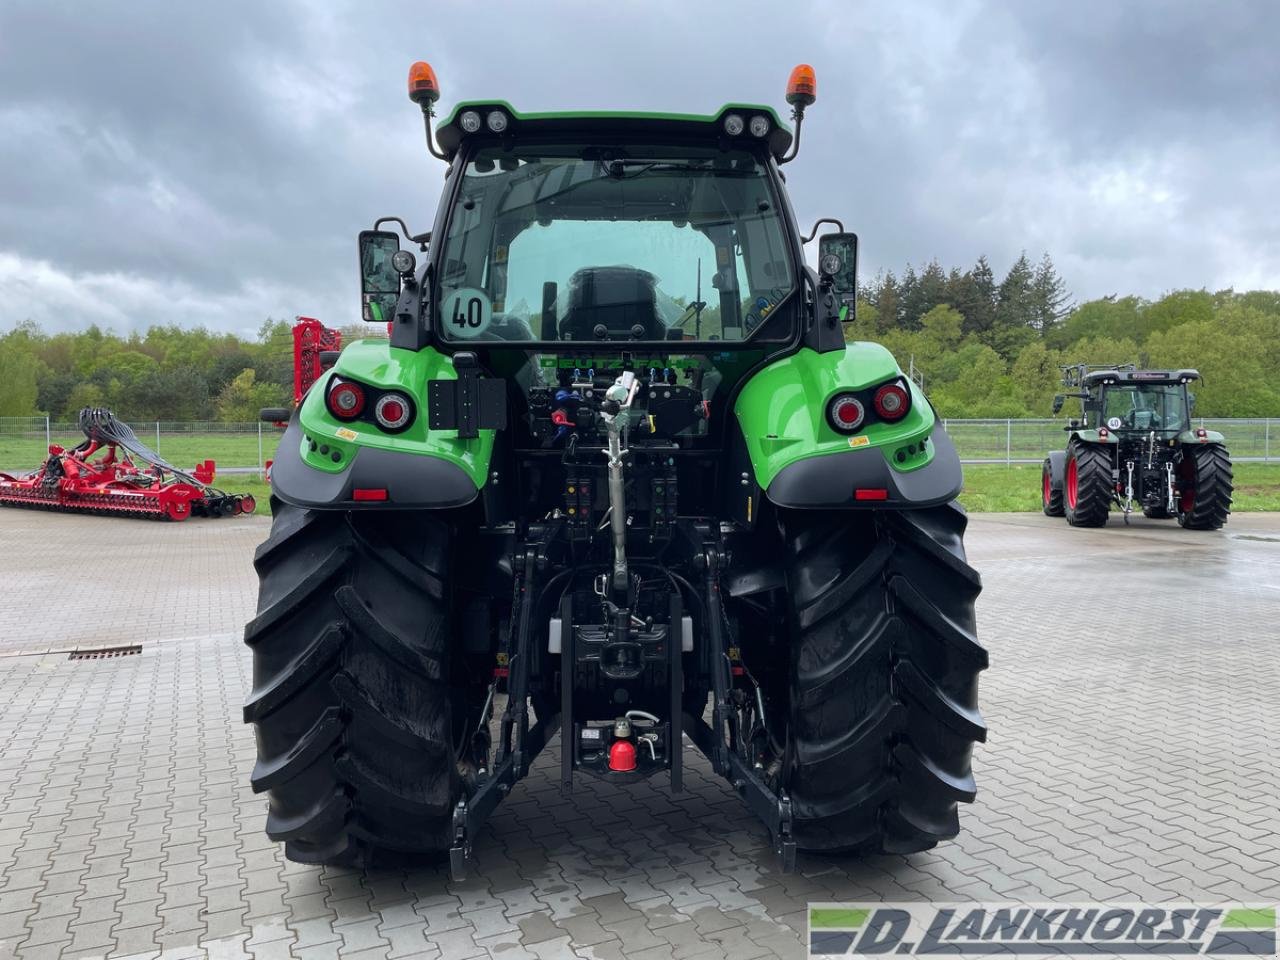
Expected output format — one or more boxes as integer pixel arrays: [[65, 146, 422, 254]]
[[352, 488, 388, 501], [855, 488, 889, 501]]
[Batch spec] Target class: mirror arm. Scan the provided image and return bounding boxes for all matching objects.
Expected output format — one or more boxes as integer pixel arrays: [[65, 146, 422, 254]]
[[420, 103, 448, 162], [374, 216, 413, 240], [373, 218, 431, 253], [801, 218, 846, 244]]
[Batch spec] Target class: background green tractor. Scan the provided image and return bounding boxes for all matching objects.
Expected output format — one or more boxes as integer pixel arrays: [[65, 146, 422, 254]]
[[1042, 363, 1232, 529], [244, 61, 987, 877]]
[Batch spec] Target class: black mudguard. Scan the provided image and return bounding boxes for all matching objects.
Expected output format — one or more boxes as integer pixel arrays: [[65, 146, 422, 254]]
[[270, 415, 478, 510], [765, 421, 963, 510], [1045, 449, 1066, 491]]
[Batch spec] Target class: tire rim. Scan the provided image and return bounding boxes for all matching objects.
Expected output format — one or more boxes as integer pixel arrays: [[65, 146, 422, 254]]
[[1178, 457, 1195, 514], [1043, 470, 1051, 505], [1066, 457, 1079, 510]]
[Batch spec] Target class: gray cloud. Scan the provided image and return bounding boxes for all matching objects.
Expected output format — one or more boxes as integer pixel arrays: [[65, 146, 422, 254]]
[[1, 0, 1276, 336]]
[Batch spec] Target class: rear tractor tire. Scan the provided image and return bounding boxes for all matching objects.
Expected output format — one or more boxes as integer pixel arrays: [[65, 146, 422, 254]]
[[1064, 440, 1111, 527], [781, 502, 988, 855], [1177, 444, 1233, 530], [1041, 458, 1064, 517], [243, 499, 470, 865]]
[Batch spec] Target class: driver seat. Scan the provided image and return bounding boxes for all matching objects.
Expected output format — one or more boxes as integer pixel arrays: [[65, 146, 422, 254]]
[[562, 266, 661, 340]]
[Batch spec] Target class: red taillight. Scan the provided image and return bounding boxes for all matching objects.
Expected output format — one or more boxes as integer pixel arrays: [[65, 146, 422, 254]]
[[352, 488, 387, 502], [855, 488, 889, 501], [873, 383, 910, 421], [328, 380, 365, 420], [374, 393, 412, 430], [827, 394, 865, 433], [1099, 427, 1109, 439]]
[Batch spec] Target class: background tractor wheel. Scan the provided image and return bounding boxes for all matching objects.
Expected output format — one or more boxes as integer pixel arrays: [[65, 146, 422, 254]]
[[780, 502, 987, 855], [1177, 444, 1233, 530], [1041, 458, 1064, 517], [1063, 440, 1111, 527], [244, 499, 469, 865]]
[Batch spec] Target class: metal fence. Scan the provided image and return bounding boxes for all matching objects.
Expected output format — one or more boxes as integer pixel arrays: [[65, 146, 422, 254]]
[[0, 418, 272, 475], [1, 416, 1277, 472], [942, 417, 1277, 463]]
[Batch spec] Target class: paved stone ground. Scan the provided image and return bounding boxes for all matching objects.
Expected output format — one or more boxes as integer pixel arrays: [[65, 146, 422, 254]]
[[1, 508, 1278, 960]]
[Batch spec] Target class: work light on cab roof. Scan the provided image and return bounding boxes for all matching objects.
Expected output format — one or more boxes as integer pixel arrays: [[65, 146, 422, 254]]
[[404, 59, 819, 165]]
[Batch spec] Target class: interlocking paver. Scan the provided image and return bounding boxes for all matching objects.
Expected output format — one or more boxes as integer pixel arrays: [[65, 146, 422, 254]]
[[1, 511, 1278, 959]]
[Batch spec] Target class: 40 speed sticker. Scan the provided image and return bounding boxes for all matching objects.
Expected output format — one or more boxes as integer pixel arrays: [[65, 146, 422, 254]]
[[809, 903, 1276, 957], [442, 287, 493, 339]]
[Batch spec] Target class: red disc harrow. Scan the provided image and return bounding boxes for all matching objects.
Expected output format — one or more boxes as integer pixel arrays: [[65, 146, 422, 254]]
[[0, 408, 254, 522]]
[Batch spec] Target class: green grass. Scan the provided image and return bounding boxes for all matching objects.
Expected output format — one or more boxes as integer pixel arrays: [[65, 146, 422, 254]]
[[0, 432, 269, 473], [958, 462, 1280, 512]]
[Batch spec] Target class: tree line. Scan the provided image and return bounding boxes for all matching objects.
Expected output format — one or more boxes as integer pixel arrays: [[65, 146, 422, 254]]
[[1, 253, 1278, 421], [850, 253, 1280, 418], [0, 319, 379, 423]]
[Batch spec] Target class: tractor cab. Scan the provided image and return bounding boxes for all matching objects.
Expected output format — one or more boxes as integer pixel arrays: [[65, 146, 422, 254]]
[[1062, 365, 1200, 436]]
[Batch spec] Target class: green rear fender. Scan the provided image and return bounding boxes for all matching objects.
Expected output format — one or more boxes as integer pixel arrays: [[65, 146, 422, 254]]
[[1178, 428, 1226, 445], [733, 343, 963, 510], [1071, 429, 1118, 445], [270, 340, 495, 509]]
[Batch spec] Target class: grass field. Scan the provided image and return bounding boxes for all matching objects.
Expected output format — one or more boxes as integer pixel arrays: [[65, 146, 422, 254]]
[[0, 430, 271, 473], [220, 462, 1278, 517]]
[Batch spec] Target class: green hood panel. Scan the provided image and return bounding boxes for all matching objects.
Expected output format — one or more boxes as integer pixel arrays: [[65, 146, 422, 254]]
[[295, 340, 494, 487], [733, 343, 937, 489]]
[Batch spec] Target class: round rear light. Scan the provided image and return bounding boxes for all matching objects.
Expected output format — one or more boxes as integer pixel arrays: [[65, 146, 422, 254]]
[[827, 394, 865, 433], [375, 393, 412, 430], [873, 383, 910, 421], [459, 110, 482, 133], [723, 114, 745, 136], [328, 381, 365, 420]]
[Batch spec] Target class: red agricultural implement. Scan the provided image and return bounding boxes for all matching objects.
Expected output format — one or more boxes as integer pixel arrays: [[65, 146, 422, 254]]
[[259, 318, 343, 427], [259, 318, 344, 481], [0, 408, 254, 521], [293, 316, 342, 404]]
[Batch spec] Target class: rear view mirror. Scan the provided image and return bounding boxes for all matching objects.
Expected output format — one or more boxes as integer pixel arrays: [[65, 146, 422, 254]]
[[817, 232, 858, 308], [359, 230, 402, 324], [1052, 394, 1065, 415]]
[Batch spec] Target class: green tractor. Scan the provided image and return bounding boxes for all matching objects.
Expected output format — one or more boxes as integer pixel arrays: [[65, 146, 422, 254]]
[[244, 61, 987, 877], [1042, 363, 1232, 529]]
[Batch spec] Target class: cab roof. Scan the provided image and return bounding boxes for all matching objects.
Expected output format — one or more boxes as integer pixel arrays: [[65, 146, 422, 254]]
[[1083, 368, 1200, 385], [435, 102, 793, 162]]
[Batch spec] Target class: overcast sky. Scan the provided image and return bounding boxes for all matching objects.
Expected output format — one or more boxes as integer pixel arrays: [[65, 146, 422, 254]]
[[1, 0, 1277, 338]]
